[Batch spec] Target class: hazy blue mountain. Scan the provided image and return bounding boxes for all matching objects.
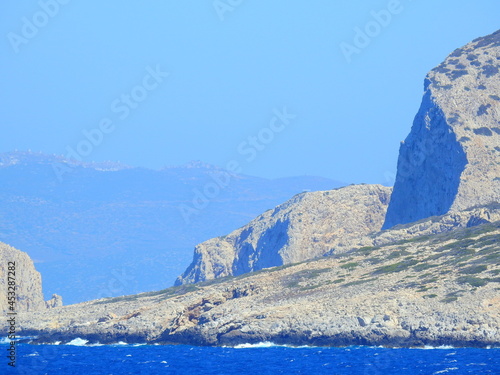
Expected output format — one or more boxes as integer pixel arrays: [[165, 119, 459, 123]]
[[0, 152, 344, 304]]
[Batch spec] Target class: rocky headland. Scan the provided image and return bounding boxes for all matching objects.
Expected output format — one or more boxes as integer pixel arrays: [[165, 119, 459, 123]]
[[176, 184, 392, 285], [8, 220, 500, 348], [0, 242, 61, 312], [1, 29, 499, 348]]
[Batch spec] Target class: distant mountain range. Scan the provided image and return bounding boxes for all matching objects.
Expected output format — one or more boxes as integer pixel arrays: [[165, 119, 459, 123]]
[[0, 151, 344, 304]]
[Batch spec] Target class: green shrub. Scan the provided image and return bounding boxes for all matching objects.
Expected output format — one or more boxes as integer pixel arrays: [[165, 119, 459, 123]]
[[459, 265, 487, 274], [342, 278, 376, 287], [387, 250, 411, 259], [355, 246, 377, 255], [441, 296, 458, 303], [373, 259, 419, 275], [424, 294, 438, 299], [340, 262, 359, 270], [456, 276, 488, 287], [413, 263, 438, 272], [366, 257, 383, 265]]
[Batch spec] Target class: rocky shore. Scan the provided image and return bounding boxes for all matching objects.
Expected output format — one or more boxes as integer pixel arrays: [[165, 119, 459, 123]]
[[6, 221, 499, 348]]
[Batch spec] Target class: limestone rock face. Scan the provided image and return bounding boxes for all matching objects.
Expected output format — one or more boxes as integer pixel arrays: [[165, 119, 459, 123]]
[[0, 242, 46, 312], [383, 29, 500, 229], [45, 294, 63, 309], [176, 185, 392, 285]]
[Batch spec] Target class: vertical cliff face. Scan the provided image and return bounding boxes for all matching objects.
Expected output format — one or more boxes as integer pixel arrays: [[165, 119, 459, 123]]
[[383, 29, 500, 229], [0, 242, 46, 312], [176, 184, 391, 285]]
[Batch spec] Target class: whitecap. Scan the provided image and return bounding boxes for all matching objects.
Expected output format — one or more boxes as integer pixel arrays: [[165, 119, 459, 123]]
[[1, 336, 37, 343], [233, 342, 279, 349], [433, 367, 459, 374], [409, 345, 456, 350], [232, 342, 316, 349], [66, 338, 89, 346]]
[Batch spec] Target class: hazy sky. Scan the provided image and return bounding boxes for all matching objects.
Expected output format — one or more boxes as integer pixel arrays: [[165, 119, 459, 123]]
[[2, 1, 499, 184]]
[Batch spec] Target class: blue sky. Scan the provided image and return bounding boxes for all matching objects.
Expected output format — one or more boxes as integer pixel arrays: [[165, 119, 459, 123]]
[[2, 1, 499, 184]]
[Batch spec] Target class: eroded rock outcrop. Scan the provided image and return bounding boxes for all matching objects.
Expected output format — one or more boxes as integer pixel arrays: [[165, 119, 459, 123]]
[[0, 242, 46, 312], [45, 294, 63, 309], [383, 29, 500, 229], [176, 184, 392, 285]]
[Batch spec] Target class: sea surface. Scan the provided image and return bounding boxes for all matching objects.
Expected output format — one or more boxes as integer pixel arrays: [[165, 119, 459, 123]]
[[1, 341, 499, 375]]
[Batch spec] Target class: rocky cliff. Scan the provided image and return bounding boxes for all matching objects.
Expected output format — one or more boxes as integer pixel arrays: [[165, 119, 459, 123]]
[[383, 29, 500, 229], [0, 242, 46, 312], [7, 220, 499, 348], [177, 30, 500, 285], [176, 184, 392, 285]]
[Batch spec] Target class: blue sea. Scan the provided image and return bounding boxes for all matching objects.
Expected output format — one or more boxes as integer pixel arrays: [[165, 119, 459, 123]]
[[2, 341, 499, 375]]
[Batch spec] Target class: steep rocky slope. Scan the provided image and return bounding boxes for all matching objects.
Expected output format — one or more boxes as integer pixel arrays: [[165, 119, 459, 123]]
[[176, 185, 391, 285], [177, 29, 500, 285], [8, 221, 499, 347], [383, 29, 500, 229], [0, 242, 46, 312]]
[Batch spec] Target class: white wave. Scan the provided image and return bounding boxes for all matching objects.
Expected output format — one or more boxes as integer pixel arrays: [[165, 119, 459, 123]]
[[424, 345, 456, 350], [232, 342, 316, 349], [231, 342, 279, 349], [66, 338, 89, 346], [1, 336, 38, 344], [43, 341, 63, 345], [407, 345, 457, 350], [433, 367, 459, 374]]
